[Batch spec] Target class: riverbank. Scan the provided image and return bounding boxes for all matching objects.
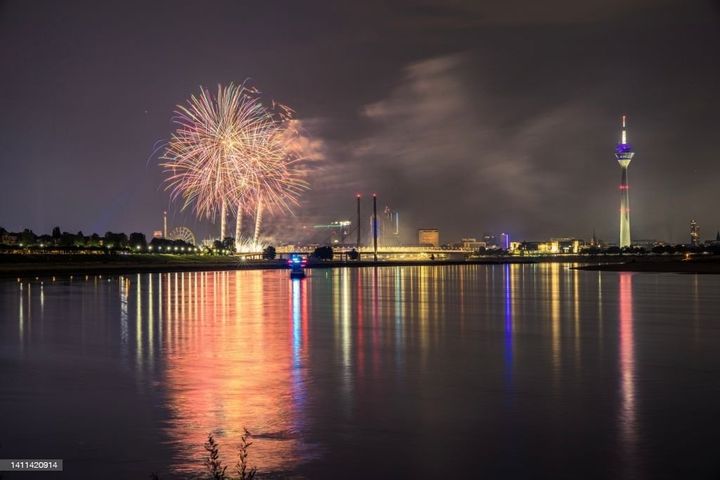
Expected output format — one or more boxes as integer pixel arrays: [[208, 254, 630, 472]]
[[3, 253, 718, 278], [0, 254, 276, 278], [574, 256, 720, 274], [0, 253, 538, 278]]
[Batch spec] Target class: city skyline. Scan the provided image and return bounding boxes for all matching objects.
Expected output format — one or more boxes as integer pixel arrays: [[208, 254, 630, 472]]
[[1, 1, 719, 243], [2, 4, 720, 479]]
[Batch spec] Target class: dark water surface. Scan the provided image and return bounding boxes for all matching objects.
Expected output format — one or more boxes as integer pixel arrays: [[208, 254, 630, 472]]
[[2, 265, 720, 479]]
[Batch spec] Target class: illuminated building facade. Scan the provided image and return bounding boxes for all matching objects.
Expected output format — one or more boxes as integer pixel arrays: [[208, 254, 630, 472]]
[[313, 220, 351, 244], [690, 220, 700, 246], [615, 115, 635, 248], [483, 233, 510, 250], [461, 238, 486, 250], [380, 206, 400, 246], [510, 238, 584, 254], [500, 233, 510, 250], [367, 205, 400, 247], [418, 229, 439, 247]]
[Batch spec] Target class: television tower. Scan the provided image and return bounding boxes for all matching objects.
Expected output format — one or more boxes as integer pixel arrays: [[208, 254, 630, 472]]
[[615, 115, 635, 248], [356, 194, 361, 249]]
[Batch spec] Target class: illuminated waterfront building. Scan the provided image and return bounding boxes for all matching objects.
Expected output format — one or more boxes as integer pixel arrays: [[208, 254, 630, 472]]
[[511, 238, 584, 254], [482, 234, 497, 247], [549, 238, 581, 254], [690, 220, 700, 246], [1, 232, 19, 245], [418, 229, 439, 247], [380, 206, 400, 246], [461, 238, 486, 250], [367, 205, 400, 247], [366, 205, 400, 247], [313, 220, 351, 244], [615, 115, 635, 248], [500, 233, 510, 250], [483, 233, 510, 250]]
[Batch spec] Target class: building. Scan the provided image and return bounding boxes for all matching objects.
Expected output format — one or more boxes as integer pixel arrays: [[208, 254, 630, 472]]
[[690, 220, 700, 246], [376, 206, 400, 246], [461, 238, 486, 251], [418, 229, 439, 247], [314, 220, 351, 244], [482, 233, 510, 250], [634, 239, 662, 250], [511, 238, 584, 254], [550, 238, 582, 254], [1, 233, 19, 245], [500, 233, 510, 250], [615, 115, 635, 248]]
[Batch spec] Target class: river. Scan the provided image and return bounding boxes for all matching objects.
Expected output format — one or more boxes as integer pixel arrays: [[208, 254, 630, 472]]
[[1, 265, 719, 479]]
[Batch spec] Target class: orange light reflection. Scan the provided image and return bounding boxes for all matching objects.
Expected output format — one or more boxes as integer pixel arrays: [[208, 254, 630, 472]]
[[161, 271, 304, 475]]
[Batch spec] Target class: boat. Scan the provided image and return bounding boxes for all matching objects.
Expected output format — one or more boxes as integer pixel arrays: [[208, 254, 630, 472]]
[[288, 253, 307, 279]]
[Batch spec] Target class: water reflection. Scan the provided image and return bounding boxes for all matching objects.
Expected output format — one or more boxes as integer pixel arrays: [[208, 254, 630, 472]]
[[18, 282, 24, 344], [290, 278, 309, 446], [8, 266, 719, 479], [618, 272, 638, 475], [503, 264, 513, 386], [550, 263, 561, 374], [394, 268, 404, 371], [158, 271, 302, 475], [572, 268, 581, 370], [120, 276, 129, 360], [136, 273, 142, 372]]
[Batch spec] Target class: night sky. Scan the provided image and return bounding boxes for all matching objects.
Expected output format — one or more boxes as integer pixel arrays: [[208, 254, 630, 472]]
[[1, 0, 719, 244]]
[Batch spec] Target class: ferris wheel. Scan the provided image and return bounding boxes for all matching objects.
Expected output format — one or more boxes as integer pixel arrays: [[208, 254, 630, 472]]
[[168, 226, 196, 246]]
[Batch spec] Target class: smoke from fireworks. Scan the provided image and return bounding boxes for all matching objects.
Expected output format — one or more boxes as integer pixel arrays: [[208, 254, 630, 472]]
[[160, 82, 309, 250]]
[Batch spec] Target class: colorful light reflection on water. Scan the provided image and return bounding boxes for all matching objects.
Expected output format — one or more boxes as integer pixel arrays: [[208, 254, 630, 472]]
[[3, 266, 720, 479]]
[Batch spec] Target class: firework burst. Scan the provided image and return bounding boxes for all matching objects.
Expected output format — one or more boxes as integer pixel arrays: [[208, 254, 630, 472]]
[[160, 82, 309, 248]]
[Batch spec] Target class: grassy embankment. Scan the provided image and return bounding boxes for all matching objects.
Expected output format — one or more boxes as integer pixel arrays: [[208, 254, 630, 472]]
[[3, 253, 719, 277]]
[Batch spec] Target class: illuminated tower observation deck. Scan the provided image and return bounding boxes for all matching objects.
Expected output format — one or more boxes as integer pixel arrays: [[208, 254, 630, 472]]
[[615, 115, 635, 248]]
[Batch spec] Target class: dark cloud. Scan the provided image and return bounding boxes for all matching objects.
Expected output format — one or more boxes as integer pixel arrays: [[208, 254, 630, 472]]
[[389, 0, 678, 28], [1, 0, 719, 244]]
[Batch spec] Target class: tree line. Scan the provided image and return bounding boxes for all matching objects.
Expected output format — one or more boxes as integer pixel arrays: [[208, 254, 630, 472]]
[[0, 226, 196, 253]]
